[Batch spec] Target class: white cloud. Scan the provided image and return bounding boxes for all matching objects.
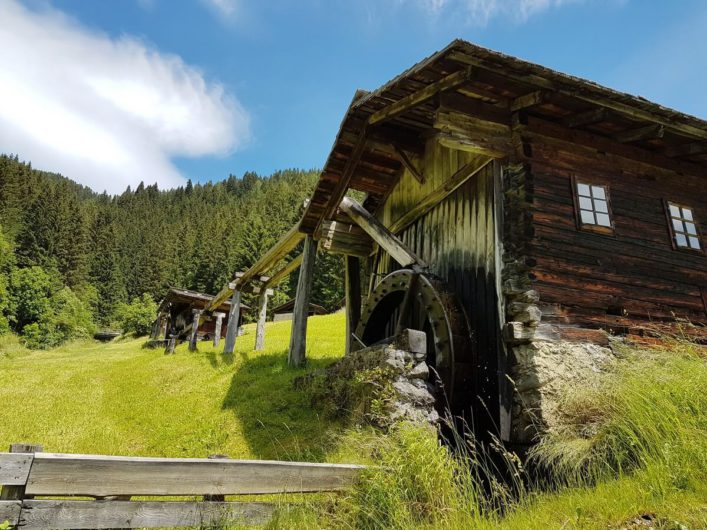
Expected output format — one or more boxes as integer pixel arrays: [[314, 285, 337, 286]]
[[404, 0, 587, 25], [201, 0, 238, 18], [0, 0, 249, 194]]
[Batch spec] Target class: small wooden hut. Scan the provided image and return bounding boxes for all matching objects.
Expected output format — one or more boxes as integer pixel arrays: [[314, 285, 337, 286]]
[[152, 288, 248, 349], [206, 40, 707, 442], [271, 300, 327, 322]]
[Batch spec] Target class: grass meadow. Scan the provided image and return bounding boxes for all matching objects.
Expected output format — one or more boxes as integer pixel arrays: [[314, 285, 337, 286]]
[[1, 312, 705, 529]]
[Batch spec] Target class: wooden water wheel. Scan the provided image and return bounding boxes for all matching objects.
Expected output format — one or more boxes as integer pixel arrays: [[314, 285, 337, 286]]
[[354, 268, 476, 417]]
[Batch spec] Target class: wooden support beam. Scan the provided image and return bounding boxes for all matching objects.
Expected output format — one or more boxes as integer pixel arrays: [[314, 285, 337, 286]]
[[369, 67, 473, 125], [614, 123, 665, 143], [436, 130, 509, 158], [237, 224, 304, 288], [322, 128, 368, 221], [516, 115, 707, 178], [339, 197, 425, 268], [665, 140, 707, 158], [254, 290, 271, 351], [318, 220, 373, 257], [345, 256, 361, 355], [207, 226, 304, 313], [448, 51, 707, 141], [561, 107, 609, 128], [212, 312, 225, 348], [388, 157, 493, 235], [288, 235, 317, 367], [393, 145, 424, 184], [510, 90, 547, 112], [222, 288, 242, 354], [188, 309, 202, 352], [263, 254, 303, 289]]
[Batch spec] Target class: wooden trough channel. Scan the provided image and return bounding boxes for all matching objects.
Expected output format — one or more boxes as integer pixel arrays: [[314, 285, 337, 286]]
[[0, 444, 363, 529]]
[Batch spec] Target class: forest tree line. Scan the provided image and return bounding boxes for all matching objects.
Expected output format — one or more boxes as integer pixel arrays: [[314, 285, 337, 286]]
[[0, 154, 344, 348]]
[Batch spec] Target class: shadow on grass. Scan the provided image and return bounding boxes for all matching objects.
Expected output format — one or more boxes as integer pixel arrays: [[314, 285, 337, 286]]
[[221, 350, 342, 461], [204, 348, 235, 368]]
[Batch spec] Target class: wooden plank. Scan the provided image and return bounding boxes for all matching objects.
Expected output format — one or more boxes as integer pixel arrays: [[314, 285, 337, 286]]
[[17, 500, 273, 529], [339, 197, 425, 268], [561, 107, 609, 128], [1, 444, 41, 501], [665, 140, 707, 158], [25, 453, 363, 497], [264, 254, 303, 288], [0, 500, 20, 525], [288, 235, 317, 367], [369, 67, 473, 125], [388, 157, 492, 236], [614, 123, 665, 143], [0, 453, 33, 486], [345, 256, 361, 355], [510, 90, 547, 112], [393, 145, 424, 184]]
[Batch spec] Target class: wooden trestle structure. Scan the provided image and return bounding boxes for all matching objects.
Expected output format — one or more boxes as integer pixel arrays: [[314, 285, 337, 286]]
[[190, 40, 706, 440]]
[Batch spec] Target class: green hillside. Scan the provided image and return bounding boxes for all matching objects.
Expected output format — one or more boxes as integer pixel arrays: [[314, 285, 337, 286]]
[[0, 312, 356, 462]]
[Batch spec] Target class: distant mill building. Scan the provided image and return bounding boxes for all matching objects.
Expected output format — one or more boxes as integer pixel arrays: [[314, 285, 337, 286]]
[[163, 41, 707, 444]]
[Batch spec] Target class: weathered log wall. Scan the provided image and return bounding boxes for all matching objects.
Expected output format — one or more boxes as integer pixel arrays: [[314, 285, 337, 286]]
[[525, 135, 707, 331]]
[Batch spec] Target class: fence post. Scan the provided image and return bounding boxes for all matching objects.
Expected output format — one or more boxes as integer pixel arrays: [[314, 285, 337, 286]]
[[204, 454, 229, 502], [0, 443, 42, 501]]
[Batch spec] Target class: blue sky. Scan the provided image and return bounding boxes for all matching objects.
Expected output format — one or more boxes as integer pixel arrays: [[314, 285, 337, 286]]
[[1, 0, 706, 193]]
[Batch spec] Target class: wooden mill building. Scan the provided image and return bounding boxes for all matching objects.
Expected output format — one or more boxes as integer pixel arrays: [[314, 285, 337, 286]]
[[204, 40, 706, 443]]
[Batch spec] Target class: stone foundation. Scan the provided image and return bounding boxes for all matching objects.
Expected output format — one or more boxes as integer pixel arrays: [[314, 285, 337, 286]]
[[509, 339, 617, 444], [298, 330, 439, 427]]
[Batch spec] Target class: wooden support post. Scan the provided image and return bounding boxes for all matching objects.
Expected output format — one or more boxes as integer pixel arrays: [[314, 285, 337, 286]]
[[188, 309, 203, 352], [150, 316, 160, 340], [223, 286, 242, 354], [204, 454, 229, 502], [1, 443, 42, 501], [165, 335, 176, 355], [345, 256, 361, 355], [254, 290, 272, 351], [159, 315, 168, 340], [212, 312, 225, 348], [288, 235, 317, 367]]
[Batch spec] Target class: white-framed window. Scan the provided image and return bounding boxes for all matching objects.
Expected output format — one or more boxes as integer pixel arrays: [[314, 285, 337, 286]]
[[575, 181, 613, 231], [667, 202, 702, 251]]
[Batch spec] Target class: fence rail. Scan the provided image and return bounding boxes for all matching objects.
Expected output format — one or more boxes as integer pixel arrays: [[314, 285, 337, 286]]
[[0, 446, 364, 529]]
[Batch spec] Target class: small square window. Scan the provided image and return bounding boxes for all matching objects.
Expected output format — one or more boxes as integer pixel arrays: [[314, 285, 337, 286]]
[[666, 202, 702, 251], [575, 181, 613, 233]]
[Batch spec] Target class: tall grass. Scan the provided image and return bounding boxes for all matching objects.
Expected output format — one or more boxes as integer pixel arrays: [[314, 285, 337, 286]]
[[529, 339, 706, 491], [273, 338, 706, 529]]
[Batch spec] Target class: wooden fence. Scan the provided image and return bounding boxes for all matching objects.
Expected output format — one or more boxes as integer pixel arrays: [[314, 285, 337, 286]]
[[0, 444, 364, 529]]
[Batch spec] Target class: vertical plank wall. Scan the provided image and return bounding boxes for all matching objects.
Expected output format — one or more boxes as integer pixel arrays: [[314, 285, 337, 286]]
[[374, 141, 503, 430]]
